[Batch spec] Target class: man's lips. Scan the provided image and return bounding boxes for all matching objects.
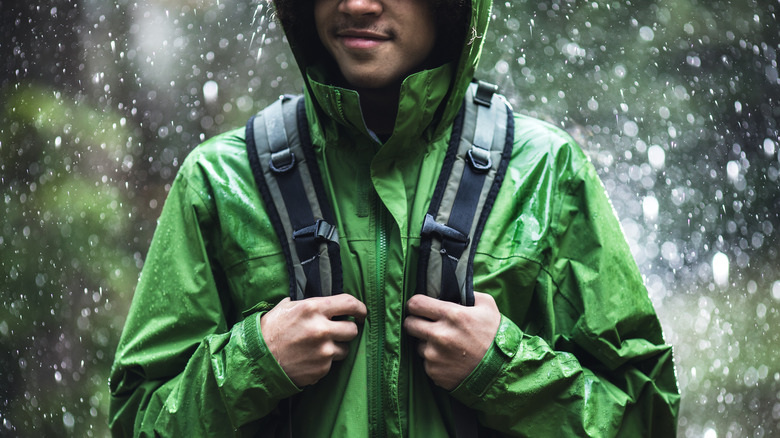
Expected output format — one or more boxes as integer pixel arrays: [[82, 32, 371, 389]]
[[335, 29, 391, 50]]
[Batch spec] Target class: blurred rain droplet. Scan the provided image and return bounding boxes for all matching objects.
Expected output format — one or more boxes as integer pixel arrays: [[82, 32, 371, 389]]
[[762, 138, 776, 157], [623, 120, 639, 137], [648, 145, 665, 169], [726, 161, 740, 182], [642, 196, 659, 222], [639, 26, 654, 41], [712, 252, 729, 287], [203, 80, 219, 105]]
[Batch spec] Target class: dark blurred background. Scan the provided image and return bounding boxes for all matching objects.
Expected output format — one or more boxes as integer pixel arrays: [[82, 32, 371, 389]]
[[1, 0, 779, 436]]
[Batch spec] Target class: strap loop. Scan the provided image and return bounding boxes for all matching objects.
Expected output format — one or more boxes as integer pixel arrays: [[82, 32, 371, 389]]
[[270, 148, 296, 173], [467, 146, 492, 173], [473, 80, 498, 107]]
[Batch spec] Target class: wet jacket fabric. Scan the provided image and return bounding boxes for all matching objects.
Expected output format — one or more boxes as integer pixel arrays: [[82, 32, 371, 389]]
[[109, 0, 680, 436]]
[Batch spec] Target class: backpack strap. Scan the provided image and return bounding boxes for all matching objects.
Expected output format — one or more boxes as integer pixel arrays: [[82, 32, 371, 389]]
[[245, 95, 342, 300], [417, 80, 514, 306]]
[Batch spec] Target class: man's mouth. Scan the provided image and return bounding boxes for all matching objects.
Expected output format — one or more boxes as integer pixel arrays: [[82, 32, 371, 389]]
[[335, 29, 391, 50]]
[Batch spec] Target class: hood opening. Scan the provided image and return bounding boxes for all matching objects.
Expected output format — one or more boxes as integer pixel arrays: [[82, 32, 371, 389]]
[[273, 0, 471, 87]]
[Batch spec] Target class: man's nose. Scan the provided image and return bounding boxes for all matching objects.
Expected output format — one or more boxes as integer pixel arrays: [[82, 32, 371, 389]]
[[338, 0, 383, 16]]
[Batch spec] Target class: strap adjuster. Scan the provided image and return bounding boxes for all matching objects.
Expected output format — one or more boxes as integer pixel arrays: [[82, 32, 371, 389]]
[[421, 214, 469, 245]]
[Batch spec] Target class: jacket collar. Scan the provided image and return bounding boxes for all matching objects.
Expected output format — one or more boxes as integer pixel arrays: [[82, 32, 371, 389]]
[[306, 63, 454, 155]]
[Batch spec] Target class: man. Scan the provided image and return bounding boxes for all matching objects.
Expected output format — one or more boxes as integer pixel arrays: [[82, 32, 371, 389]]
[[109, 0, 680, 436]]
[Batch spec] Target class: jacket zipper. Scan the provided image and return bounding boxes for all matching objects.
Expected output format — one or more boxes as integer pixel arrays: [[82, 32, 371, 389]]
[[369, 200, 388, 437]]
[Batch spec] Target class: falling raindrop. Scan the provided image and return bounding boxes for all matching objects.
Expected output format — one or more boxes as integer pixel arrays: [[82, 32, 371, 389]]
[[638, 26, 654, 42], [647, 145, 665, 169], [642, 196, 659, 222], [726, 161, 740, 183], [762, 138, 776, 157], [712, 252, 729, 287], [203, 80, 219, 105]]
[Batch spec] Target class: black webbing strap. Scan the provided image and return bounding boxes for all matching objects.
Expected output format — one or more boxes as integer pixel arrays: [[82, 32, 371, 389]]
[[245, 95, 342, 300], [417, 80, 514, 306]]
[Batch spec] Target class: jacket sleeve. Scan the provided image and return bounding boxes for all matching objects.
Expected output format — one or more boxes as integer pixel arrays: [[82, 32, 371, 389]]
[[450, 147, 680, 436], [108, 155, 300, 437]]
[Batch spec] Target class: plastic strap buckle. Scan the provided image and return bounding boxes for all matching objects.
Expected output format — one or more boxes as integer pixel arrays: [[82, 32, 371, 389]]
[[293, 219, 338, 242], [421, 214, 469, 245]]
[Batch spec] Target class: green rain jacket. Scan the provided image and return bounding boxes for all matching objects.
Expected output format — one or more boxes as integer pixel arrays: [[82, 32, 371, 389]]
[[109, 0, 680, 436]]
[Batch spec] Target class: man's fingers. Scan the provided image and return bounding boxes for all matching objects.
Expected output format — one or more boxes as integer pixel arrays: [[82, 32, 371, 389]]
[[331, 342, 350, 361], [406, 293, 451, 321], [416, 340, 428, 359], [403, 314, 433, 341], [472, 291, 496, 308], [329, 320, 361, 342], [320, 294, 368, 322]]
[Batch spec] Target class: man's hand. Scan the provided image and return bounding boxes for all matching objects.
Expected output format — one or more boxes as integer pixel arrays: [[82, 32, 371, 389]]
[[404, 292, 501, 391], [260, 294, 367, 387]]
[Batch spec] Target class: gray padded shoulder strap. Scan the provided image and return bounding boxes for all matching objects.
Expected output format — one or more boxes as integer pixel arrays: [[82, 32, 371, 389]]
[[245, 95, 342, 300], [417, 81, 514, 306]]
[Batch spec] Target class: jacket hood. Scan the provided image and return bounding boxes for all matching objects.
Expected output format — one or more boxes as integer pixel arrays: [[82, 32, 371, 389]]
[[274, 0, 494, 145]]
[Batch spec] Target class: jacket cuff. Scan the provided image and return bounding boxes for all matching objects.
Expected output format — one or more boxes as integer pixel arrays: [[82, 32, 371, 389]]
[[211, 309, 302, 429], [450, 315, 522, 406], [242, 311, 301, 396]]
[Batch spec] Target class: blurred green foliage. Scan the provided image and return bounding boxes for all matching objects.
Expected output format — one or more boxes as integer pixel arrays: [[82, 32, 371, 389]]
[[1, 84, 137, 435]]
